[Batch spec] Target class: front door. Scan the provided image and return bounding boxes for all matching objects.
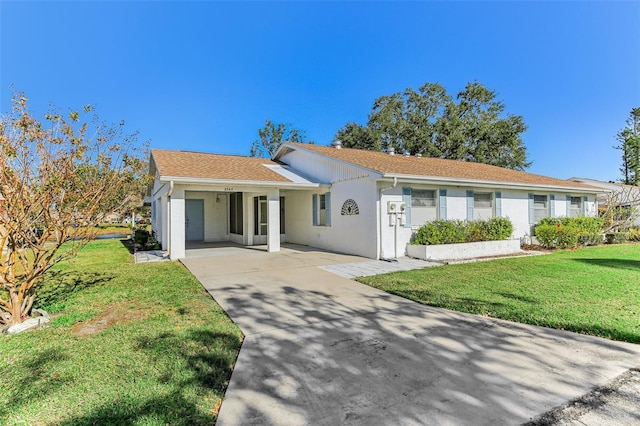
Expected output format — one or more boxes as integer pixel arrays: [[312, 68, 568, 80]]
[[185, 199, 204, 241]]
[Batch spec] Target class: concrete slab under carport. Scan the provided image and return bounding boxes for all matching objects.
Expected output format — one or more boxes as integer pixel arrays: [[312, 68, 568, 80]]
[[181, 247, 640, 425]]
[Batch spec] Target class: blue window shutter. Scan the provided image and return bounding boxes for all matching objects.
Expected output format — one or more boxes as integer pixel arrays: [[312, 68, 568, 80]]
[[402, 187, 412, 228], [528, 193, 534, 224], [550, 194, 555, 217], [325, 192, 331, 226], [466, 190, 474, 221], [312, 194, 318, 226], [566, 195, 571, 217], [495, 192, 502, 217], [583, 196, 588, 215], [439, 189, 447, 220]]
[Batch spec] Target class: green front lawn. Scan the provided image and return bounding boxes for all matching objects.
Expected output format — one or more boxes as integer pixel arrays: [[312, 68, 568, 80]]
[[358, 244, 640, 343], [0, 239, 242, 426]]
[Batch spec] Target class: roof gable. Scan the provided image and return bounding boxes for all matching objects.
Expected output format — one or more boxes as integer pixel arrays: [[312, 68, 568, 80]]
[[281, 143, 599, 191], [151, 149, 291, 183]]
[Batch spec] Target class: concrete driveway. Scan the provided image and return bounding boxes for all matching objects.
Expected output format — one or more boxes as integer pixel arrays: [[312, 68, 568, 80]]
[[181, 245, 640, 425]]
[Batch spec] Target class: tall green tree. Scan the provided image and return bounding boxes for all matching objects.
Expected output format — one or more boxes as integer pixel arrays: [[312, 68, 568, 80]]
[[334, 122, 380, 151], [368, 82, 451, 157], [250, 119, 312, 158], [615, 107, 640, 185], [334, 81, 530, 170], [437, 82, 530, 170]]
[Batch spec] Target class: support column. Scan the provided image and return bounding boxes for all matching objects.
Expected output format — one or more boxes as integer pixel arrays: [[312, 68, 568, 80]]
[[267, 188, 280, 253], [244, 192, 253, 246], [169, 186, 186, 260]]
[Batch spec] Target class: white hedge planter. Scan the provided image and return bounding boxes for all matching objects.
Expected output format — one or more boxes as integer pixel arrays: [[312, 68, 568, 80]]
[[407, 239, 522, 261]]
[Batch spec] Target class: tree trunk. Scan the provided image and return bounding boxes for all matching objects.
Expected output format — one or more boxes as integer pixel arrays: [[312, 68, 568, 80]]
[[9, 289, 23, 326]]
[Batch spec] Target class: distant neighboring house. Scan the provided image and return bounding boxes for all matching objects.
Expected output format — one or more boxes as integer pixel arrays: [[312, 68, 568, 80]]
[[569, 177, 640, 226], [149, 142, 600, 260]]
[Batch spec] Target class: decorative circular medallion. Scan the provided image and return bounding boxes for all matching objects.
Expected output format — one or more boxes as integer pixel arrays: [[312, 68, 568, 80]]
[[341, 199, 359, 215]]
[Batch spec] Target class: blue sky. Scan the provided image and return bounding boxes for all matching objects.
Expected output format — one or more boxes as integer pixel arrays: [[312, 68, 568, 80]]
[[1, 1, 638, 181]]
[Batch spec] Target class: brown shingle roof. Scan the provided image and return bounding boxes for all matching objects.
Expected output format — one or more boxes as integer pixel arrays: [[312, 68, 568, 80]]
[[151, 149, 291, 182], [287, 143, 598, 190]]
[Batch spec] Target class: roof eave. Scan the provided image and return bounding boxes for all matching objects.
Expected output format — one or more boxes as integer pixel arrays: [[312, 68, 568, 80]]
[[381, 173, 602, 193], [159, 175, 326, 189]]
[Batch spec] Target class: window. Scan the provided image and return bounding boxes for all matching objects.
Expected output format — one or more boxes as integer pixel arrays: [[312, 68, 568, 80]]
[[473, 192, 493, 220], [280, 196, 285, 234], [254, 196, 267, 236], [312, 192, 331, 226], [411, 189, 437, 225], [534, 194, 548, 222], [229, 192, 243, 234], [570, 196, 582, 217]]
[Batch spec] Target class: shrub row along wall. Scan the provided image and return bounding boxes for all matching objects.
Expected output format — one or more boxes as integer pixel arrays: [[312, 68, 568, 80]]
[[413, 217, 513, 246], [534, 216, 604, 249]]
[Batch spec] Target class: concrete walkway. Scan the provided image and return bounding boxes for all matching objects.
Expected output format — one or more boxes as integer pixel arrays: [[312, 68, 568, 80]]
[[181, 246, 640, 425]]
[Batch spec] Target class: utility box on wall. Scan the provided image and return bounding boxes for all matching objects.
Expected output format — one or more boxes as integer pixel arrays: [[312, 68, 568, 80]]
[[387, 201, 406, 226]]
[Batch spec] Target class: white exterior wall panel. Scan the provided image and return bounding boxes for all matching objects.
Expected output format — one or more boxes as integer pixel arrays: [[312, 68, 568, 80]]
[[329, 179, 378, 258], [445, 189, 467, 221], [284, 179, 377, 258], [281, 150, 370, 183], [500, 191, 530, 240]]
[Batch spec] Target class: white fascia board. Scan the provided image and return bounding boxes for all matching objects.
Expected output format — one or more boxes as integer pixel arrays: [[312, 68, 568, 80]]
[[276, 143, 383, 180], [382, 174, 602, 194], [159, 176, 326, 189]]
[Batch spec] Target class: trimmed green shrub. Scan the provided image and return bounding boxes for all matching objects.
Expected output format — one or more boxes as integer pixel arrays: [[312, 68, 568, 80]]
[[413, 218, 513, 245], [577, 233, 604, 246], [535, 224, 579, 249], [605, 232, 628, 244], [536, 216, 604, 248], [571, 216, 604, 234], [482, 217, 513, 241], [466, 217, 513, 242], [414, 220, 467, 245], [134, 228, 150, 245], [537, 216, 604, 233]]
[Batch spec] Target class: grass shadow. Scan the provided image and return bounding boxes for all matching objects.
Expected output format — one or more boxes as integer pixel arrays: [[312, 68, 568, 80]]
[[35, 270, 115, 309], [56, 328, 242, 425], [58, 391, 216, 426], [119, 238, 134, 254], [0, 347, 72, 418], [573, 258, 640, 271]]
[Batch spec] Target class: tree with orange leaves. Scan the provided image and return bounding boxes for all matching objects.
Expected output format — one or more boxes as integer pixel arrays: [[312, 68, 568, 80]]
[[0, 93, 149, 327]]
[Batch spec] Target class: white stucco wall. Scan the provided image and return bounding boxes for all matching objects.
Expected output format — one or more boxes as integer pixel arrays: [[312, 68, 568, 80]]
[[500, 191, 531, 240], [284, 179, 378, 258], [445, 189, 467, 221], [329, 178, 378, 258]]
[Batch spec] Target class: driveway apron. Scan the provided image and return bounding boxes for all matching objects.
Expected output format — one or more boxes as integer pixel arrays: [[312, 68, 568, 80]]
[[181, 248, 640, 425]]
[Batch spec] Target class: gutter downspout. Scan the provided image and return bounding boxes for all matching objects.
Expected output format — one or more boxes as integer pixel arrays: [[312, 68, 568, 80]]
[[167, 181, 174, 257], [378, 177, 397, 260]]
